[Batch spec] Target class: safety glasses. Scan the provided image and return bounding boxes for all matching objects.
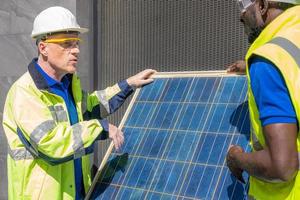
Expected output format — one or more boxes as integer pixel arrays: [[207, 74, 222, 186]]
[[43, 38, 82, 50], [237, 0, 256, 12]]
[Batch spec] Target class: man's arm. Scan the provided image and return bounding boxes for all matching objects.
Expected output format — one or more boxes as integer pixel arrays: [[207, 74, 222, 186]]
[[227, 123, 298, 182], [84, 69, 156, 119]]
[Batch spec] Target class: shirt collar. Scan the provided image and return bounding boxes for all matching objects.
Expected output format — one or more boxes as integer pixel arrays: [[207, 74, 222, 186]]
[[34, 59, 71, 89]]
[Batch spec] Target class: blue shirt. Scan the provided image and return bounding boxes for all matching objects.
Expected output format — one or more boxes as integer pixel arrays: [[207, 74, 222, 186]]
[[249, 57, 297, 126], [34, 62, 85, 200]]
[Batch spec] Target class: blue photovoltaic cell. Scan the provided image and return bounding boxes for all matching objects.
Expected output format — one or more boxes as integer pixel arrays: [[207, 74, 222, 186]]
[[91, 74, 250, 200]]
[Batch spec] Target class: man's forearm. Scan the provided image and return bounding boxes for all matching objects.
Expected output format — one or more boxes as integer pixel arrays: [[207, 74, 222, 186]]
[[228, 124, 299, 182], [233, 149, 282, 181]]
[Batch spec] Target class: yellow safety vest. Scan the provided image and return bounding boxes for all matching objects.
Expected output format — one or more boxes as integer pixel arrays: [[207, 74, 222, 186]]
[[245, 6, 300, 200], [2, 60, 124, 199]]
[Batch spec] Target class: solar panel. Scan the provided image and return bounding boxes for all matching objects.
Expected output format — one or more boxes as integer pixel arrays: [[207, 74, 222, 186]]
[[87, 71, 251, 200]]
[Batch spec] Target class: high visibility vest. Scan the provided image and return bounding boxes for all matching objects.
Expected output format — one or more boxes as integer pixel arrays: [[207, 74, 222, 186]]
[[245, 6, 300, 200], [2, 60, 124, 199]]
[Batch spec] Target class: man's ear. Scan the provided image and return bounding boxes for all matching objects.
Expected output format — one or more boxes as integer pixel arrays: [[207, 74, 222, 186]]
[[38, 42, 48, 56], [259, 0, 269, 16]]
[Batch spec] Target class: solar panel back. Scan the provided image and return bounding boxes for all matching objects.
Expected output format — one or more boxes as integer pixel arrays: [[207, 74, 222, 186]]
[[89, 72, 250, 200]]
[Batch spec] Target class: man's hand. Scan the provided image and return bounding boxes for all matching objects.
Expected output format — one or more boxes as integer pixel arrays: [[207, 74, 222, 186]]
[[127, 69, 157, 88], [108, 124, 124, 151], [226, 145, 245, 183], [227, 60, 246, 74]]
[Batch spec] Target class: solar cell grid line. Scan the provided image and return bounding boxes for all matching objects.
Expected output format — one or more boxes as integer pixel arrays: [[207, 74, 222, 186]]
[[207, 78, 234, 199], [193, 77, 235, 199], [209, 78, 247, 200], [87, 71, 250, 200], [214, 78, 249, 200], [179, 77, 233, 200], [110, 113, 161, 196], [189, 75, 247, 200], [213, 99, 250, 198], [119, 78, 188, 199], [126, 77, 185, 198], [142, 78, 197, 199], [173, 77, 223, 199], [92, 76, 190, 198], [116, 79, 173, 191], [116, 77, 178, 197]]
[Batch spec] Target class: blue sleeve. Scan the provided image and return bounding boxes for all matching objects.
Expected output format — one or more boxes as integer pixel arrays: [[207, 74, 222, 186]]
[[249, 57, 297, 126], [108, 80, 133, 113], [97, 119, 109, 140]]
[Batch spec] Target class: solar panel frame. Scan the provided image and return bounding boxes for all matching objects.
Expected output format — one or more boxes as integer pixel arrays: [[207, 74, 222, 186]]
[[86, 71, 250, 200]]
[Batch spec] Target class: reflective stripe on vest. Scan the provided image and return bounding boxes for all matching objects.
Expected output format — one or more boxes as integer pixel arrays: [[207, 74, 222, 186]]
[[16, 123, 86, 163], [30, 120, 56, 145], [72, 123, 85, 159], [48, 105, 68, 123], [268, 37, 300, 67], [8, 147, 34, 160], [95, 90, 110, 116]]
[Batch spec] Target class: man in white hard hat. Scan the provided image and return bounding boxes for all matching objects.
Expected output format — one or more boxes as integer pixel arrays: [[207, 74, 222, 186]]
[[226, 0, 300, 199], [2, 6, 156, 200]]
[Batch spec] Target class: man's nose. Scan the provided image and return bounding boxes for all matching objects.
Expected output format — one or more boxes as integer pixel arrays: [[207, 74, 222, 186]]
[[70, 46, 80, 55]]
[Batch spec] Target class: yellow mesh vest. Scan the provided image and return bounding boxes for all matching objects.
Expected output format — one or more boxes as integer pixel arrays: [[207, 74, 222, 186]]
[[245, 6, 300, 200]]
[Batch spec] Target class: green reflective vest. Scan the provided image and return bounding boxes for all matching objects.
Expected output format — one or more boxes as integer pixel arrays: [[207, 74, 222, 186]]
[[245, 6, 300, 200], [2, 61, 124, 199]]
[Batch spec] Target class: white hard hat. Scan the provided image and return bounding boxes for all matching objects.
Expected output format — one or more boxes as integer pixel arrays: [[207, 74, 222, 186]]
[[31, 6, 88, 38], [271, 0, 300, 4]]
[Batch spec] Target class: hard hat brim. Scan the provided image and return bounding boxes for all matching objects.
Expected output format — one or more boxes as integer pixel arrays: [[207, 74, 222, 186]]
[[31, 27, 89, 39]]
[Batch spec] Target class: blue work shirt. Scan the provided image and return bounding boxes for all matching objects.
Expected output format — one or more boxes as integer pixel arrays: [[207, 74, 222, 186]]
[[249, 57, 297, 126], [34, 61, 85, 200]]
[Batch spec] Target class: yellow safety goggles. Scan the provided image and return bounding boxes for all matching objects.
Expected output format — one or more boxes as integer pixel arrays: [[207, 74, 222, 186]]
[[43, 38, 81, 43], [43, 38, 82, 49]]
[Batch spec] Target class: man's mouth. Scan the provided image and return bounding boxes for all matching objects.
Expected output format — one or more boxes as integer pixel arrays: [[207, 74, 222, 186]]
[[70, 59, 78, 63]]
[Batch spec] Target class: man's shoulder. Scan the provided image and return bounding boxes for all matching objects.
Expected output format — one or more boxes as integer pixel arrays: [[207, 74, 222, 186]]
[[4, 71, 36, 107], [8, 71, 35, 93], [15, 71, 34, 86]]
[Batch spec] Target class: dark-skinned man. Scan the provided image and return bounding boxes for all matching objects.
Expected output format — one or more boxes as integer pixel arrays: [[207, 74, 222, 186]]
[[226, 0, 300, 199]]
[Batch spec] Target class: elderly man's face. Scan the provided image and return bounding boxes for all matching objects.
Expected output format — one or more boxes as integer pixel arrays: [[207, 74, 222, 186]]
[[42, 32, 80, 76], [240, 0, 264, 43]]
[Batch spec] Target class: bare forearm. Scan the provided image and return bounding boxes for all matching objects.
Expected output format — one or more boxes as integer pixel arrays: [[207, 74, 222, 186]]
[[227, 124, 299, 182], [234, 149, 297, 182], [233, 149, 274, 180]]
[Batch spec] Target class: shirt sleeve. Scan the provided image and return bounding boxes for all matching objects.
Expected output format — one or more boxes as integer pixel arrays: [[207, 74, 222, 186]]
[[249, 56, 297, 126], [109, 80, 134, 113], [84, 80, 133, 120]]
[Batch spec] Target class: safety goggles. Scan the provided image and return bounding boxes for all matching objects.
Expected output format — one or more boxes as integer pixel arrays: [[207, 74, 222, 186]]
[[43, 38, 82, 49], [237, 0, 256, 12]]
